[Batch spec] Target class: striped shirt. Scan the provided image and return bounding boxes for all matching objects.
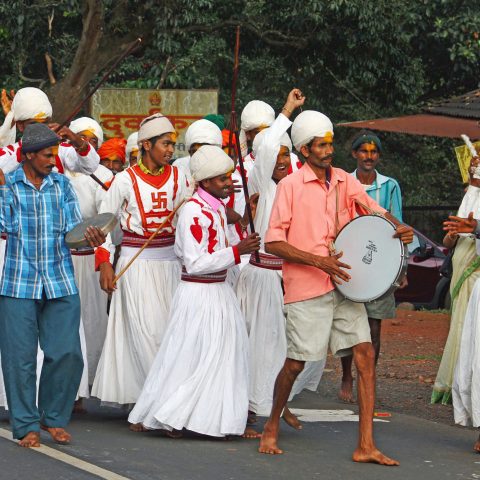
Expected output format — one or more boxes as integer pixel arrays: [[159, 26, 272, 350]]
[[0, 167, 82, 299]]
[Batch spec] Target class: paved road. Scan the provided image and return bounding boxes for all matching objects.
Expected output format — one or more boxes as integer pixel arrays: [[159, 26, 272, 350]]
[[0, 391, 479, 480]]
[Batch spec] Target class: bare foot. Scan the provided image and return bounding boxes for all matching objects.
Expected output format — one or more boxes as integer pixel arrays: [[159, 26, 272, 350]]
[[162, 429, 183, 439], [258, 420, 283, 455], [40, 425, 71, 445], [72, 399, 87, 414], [129, 423, 149, 432], [243, 427, 261, 439], [18, 431, 40, 448], [353, 447, 399, 466], [338, 377, 355, 403], [247, 410, 257, 425], [282, 407, 302, 430], [474, 435, 480, 453]]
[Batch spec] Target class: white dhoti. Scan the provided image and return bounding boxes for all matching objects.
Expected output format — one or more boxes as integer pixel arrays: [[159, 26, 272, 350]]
[[453, 278, 480, 427], [72, 250, 109, 383], [92, 246, 181, 406], [237, 258, 325, 415], [129, 279, 249, 437], [226, 264, 241, 289]]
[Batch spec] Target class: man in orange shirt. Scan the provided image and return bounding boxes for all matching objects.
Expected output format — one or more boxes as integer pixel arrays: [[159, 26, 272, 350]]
[[258, 110, 413, 465]]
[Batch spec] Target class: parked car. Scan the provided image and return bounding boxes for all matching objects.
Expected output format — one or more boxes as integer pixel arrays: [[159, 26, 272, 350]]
[[394, 228, 451, 309]]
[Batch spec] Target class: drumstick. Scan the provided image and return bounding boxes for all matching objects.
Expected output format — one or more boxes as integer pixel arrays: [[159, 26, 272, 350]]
[[90, 173, 109, 191], [113, 198, 187, 284]]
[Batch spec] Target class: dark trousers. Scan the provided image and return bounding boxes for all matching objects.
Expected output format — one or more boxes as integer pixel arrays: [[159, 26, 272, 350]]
[[0, 293, 83, 439]]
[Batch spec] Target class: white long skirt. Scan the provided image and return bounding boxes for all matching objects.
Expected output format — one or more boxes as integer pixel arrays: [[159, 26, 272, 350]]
[[236, 264, 326, 415], [92, 257, 181, 406], [72, 253, 108, 384], [129, 280, 249, 437], [453, 278, 480, 427]]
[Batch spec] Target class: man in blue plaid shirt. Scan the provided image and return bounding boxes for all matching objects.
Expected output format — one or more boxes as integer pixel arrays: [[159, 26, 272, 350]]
[[0, 123, 105, 448]]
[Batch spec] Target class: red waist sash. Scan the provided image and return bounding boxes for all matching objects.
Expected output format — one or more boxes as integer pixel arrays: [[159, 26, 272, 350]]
[[181, 267, 227, 284], [121, 230, 175, 249]]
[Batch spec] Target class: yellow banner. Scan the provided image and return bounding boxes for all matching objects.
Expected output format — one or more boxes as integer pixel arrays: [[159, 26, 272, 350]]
[[90, 88, 218, 158], [455, 141, 480, 184]]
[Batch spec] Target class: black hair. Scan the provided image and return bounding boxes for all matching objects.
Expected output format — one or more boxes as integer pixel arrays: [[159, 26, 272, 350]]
[[295, 138, 315, 163]]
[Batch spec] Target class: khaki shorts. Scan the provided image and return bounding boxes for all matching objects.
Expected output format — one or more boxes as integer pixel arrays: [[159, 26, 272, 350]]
[[285, 290, 371, 361], [365, 291, 396, 320]]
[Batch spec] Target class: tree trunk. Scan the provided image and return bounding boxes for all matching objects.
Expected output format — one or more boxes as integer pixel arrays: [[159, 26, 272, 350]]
[[46, 0, 142, 124]]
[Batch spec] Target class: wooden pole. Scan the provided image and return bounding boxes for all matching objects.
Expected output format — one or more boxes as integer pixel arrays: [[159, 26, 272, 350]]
[[228, 27, 260, 262]]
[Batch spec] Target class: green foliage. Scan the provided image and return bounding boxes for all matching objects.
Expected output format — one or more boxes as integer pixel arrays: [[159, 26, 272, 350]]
[[0, 0, 479, 212]]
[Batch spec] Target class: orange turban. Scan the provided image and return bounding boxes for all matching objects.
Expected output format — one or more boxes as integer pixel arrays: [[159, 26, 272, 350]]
[[222, 129, 239, 157], [222, 129, 239, 147], [98, 137, 127, 163]]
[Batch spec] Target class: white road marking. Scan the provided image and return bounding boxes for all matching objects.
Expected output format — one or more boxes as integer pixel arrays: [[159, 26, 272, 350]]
[[288, 408, 389, 423], [0, 427, 132, 480]]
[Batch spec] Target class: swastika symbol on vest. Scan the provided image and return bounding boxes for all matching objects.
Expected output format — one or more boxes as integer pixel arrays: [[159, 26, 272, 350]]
[[151, 191, 168, 210]]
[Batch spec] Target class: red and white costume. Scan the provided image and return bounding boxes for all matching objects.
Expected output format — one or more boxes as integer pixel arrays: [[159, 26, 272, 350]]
[[92, 163, 189, 405], [129, 189, 249, 436], [236, 114, 325, 415]]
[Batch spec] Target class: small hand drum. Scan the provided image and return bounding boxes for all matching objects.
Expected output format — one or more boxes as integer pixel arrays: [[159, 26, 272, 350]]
[[66, 213, 117, 249], [333, 215, 408, 303]]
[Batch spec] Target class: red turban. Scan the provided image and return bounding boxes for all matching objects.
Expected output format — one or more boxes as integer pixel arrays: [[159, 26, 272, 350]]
[[98, 138, 127, 163]]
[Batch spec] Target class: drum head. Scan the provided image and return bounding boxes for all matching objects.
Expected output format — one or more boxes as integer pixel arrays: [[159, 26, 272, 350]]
[[334, 215, 406, 302], [66, 213, 117, 249]]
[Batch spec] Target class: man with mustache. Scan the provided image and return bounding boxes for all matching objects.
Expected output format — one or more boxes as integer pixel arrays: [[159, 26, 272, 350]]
[[339, 130, 403, 403], [0, 123, 105, 448], [92, 113, 190, 427], [259, 111, 413, 465]]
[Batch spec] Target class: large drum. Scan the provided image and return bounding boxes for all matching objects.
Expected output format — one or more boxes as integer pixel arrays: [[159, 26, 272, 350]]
[[66, 213, 117, 249], [333, 215, 408, 303]]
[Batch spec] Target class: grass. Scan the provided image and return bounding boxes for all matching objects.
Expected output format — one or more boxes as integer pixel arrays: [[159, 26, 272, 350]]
[[396, 354, 442, 361], [417, 308, 450, 315]]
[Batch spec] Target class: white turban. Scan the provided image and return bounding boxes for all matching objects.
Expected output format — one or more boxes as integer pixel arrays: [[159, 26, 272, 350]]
[[291, 110, 333, 151], [190, 145, 234, 182], [252, 127, 292, 158], [69, 117, 104, 146], [239, 100, 275, 158], [185, 119, 222, 152], [126, 131, 139, 158], [138, 113, 174, 143], [0, 87, 52, 147]]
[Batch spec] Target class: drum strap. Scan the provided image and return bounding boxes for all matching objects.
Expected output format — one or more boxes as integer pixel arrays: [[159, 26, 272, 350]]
[[335, 185, 339, 236], [329, 186, 340, 256], [354, 199, 384, 217]]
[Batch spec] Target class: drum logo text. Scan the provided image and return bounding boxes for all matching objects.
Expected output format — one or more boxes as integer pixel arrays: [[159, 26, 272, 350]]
[[362, 240, 377, 265]]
